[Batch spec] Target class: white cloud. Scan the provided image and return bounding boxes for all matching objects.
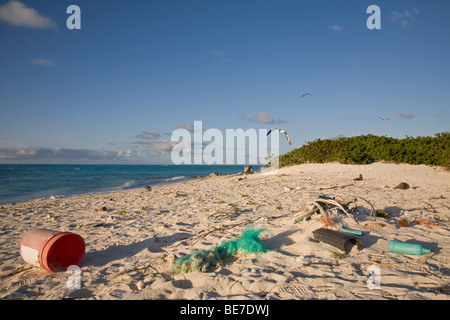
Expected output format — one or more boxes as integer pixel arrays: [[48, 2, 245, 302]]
[[329, 25, 342, 32], [0, 0, 57, 29], [390, 8, 419, 28], [177, 123, 194, 132], [395, 111, 415, 119], [134, 127, 190, 155], [0, 146, 136, 163], [248, 111, 275, 124], [136, 131, 160, 140], [135, 140, 178, 153], [29, 58, 55, 67], [240, 111, 286, 125]]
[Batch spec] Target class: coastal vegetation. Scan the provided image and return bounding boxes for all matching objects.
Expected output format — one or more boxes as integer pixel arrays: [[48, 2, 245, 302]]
[[279, 133, 450, 169]]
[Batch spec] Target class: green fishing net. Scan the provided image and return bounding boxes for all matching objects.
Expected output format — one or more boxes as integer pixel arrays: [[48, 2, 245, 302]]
[[171, 227, 268, 274]]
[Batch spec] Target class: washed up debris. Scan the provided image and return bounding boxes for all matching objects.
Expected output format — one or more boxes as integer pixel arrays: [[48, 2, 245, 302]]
[[340, 226, 363, 236], [319, 184, 354, 190], [98, 206, 108, 212], [410, 218, 438, 227], [20, 228, 85, 273], [312, 228, 363, 254], [244, 165, 254, 174], [426, 283, 450, 295], [294, 196, 358, 224], [397, 216, 439, 228], [171, 227, 268, 274], [394, 182, 410, 190], [388, 240, 431, 255], [376, 210, 390, 218], [318, 214, 336, 229], [294, 202, 323, 223], [46, 213, 60, 220], [353, 174, 363, 181]]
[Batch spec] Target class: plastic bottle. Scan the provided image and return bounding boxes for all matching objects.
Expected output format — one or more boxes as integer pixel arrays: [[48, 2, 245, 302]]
[[388, 240, 431, 255], [340, 226, 363, 236]]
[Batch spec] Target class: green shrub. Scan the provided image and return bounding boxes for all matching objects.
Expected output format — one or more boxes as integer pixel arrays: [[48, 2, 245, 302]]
[[280, 133, 450, 168]]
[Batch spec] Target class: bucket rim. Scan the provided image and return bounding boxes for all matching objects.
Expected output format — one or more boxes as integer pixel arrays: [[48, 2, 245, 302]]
[[39, 232, 85, 273]]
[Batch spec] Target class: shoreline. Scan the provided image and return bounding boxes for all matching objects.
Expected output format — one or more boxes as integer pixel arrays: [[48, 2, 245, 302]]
[[0, 173, 222, 207], [0, 166, 257, 207], [0, 162, 449, 300], [0, 174, 202, 207]]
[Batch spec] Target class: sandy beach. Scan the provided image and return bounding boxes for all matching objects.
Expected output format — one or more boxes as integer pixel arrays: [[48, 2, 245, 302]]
[[0, 163, 449, 300]]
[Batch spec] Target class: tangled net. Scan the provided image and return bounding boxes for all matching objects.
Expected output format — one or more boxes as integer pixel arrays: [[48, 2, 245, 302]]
[[171, 227, 268, 274]]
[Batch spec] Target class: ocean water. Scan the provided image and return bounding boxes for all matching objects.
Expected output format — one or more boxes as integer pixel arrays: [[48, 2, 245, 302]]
[[0, 164, 259, 205]]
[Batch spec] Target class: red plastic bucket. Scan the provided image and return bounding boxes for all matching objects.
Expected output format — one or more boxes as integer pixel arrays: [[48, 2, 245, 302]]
[[20, 228, 85, 273]]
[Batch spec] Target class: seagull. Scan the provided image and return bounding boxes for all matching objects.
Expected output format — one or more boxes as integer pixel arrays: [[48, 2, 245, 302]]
[[379, 117, 390, 122], [267, 129, 291, 145], [301, 93, 313, 98]]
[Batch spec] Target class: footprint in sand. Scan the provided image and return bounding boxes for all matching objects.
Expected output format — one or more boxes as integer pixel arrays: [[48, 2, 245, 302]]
[[279, 283, 314, 298]]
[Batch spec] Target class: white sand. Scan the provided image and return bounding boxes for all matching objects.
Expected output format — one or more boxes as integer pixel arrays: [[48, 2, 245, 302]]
[[0, 163, 449, 300]]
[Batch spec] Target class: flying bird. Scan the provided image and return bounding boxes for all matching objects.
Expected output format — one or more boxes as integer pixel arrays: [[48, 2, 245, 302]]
[[267, 129, 291, 145], [301, 93, 313, 98], [379, 117, 390, 122]]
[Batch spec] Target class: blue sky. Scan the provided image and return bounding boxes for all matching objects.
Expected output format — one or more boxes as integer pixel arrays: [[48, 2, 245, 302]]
[[0, 0, 449, 164]]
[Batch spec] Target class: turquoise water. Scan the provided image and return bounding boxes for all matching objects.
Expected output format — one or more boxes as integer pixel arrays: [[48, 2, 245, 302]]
[[0, 164, 258, 205]]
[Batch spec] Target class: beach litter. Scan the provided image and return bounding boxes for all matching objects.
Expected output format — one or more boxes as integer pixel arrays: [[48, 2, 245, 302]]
[[340, 226, 363, 236], [388, 240, 431, 255], [394, 182, 410, 190], [294, 196, 359, 224], [426, 284, 450, 295], [411, 218, 439, 227], [312, 228, 363, 254], [399, 219, 409, 227], [398, 217, 439, 228], [171, 227, 268, 274], [20, 228, 85, 273], [375, 210, 390, 218]]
